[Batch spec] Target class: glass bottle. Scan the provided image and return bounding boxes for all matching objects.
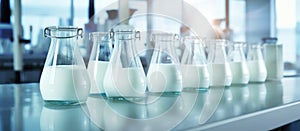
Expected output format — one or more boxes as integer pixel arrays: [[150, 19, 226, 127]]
[[207, 39, 232, 87], [103, 24, 147, 99], [40, 26, 90, 105], [147, 33, 182, 94], [246, 44, 267, 82], [180, 36, 210, 89], [87, 32, 112, 96], [263, 38, 283, 81], [227, 42, 250, 84]]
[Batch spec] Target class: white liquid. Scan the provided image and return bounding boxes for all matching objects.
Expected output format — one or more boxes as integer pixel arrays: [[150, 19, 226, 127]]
[[247, 60, 267, 82], [264, 44, 283, 80], [229, 62, 250, 84], [40, 65, 90, 102], [103, 67, 147, 97], [87, 61, 109, 94], [181, 65, 210, 88], [147, 64, 182, 93], [208, 63, 232, 86]]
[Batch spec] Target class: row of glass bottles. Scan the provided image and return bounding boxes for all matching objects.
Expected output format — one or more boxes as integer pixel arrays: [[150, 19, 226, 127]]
[[88, 26, 182, 98], [182, 39, 267, 88], [39, 25, 272, 105], [87, 28, 268, 97]]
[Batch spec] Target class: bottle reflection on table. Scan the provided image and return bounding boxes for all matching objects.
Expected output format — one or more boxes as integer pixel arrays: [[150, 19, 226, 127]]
[[40, 104, 94, 131]]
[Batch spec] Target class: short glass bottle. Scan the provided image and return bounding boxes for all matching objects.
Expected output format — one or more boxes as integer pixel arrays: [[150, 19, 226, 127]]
[[147, 33, 182, 94], [246, 43, 267, 82], [87, 32, 112, 96], [40, 26, 90, 105], [103, 24, 147, 99], [227, 42, 250, 85], [207, 39, 232, 87], [263, 38, 283, 81], [180, 36, 210, 89]]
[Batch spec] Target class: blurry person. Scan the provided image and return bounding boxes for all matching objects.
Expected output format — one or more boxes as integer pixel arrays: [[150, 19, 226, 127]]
[[212, 18, 233, 40], [212, 18, 225, 39]]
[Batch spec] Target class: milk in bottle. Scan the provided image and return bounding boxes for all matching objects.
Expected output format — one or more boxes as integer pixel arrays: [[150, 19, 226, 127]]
[[147, 33, 182, 93], [180, 36, 210, 89], [246, 44, 267, 82], [207, 39, 232, 87], [40, 26, 90, 105], [227, 42, 249, 84]]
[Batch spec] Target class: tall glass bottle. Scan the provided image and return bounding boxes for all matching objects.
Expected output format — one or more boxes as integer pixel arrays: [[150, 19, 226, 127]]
[[147, 33, 182, 94], [246, 44, 267, 82], [227, 42, 250, 84], [263, 38, 283, 81], [87, 32, 112, 95], [40, 26, 90, 105], [207, 39, 232, 87], [180, 36, 210, 89], [103, 24, 147, 99]]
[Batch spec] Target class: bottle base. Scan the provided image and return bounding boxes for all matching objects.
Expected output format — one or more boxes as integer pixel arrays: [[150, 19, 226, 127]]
[[89, 93, 107, 98], [248, 81, 265, 83], [182, 87, 209, 92], [209, 85, 227, 88], [106, 96, 147, 102], [266, 78, 282, 81], [148, 91, 181, 97], [44, 100, 85, 106], [230, 83, 248, 86]]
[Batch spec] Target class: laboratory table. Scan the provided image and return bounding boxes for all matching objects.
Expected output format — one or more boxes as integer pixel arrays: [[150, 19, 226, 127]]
[[1, 77, 300, 131]]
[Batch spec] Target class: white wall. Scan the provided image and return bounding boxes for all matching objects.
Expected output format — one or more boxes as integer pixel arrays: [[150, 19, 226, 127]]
[[276, 0, 296, 63], [151, 0, 182, 33], [184, 0, 225, 22]]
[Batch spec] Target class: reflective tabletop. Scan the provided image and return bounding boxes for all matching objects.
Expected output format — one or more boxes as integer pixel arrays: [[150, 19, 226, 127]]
[[1, 77, 300, 131]]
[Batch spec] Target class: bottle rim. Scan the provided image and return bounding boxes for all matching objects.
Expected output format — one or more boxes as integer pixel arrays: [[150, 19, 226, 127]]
[[44, 26, 83, 39], [229, 41, 247, 48], [206, 39, 229, 46], [247, 43, 263, 48], [89, 32, 110, 41], [181, 36, 206, 47], [151, 32, 179, 42]]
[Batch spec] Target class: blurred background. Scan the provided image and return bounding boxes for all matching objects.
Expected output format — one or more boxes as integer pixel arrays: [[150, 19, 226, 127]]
[[0, 0, 299, 83]]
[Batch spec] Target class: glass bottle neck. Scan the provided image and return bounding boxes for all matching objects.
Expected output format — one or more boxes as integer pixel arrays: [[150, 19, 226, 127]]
[[90, 32, 109, 43], [43, 26, 84, 66], [153, 33, 177, 50], [228, 43, 246, 62], [182, 37, 207, 65], [247, 45, 264, 60], [115, 32, 135, 40], [208, 43, 228, 64], [151, 33, 179, 64], [112, 31, 138, 68]]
